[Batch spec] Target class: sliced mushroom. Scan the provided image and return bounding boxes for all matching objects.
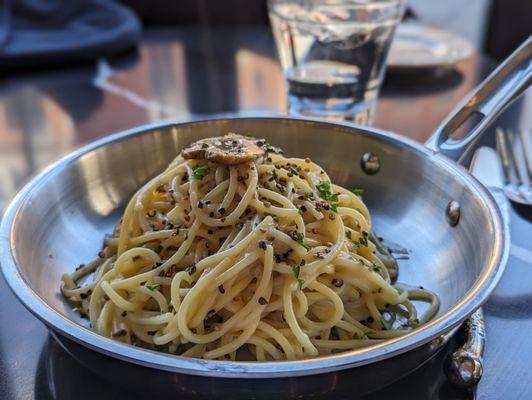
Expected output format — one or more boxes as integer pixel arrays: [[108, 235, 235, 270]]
[[181, 133, 282, 165]]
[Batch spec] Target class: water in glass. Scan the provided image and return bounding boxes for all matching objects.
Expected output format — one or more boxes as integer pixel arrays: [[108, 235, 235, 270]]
[[269, 0, 405, 124]]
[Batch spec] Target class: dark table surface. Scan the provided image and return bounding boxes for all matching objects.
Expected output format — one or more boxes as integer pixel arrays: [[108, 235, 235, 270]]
[[0, 27, 531, 400]]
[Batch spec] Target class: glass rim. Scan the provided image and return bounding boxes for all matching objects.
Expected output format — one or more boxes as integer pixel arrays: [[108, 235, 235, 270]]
[[267, 0, 406, 8], [267, 0, 407, 23]]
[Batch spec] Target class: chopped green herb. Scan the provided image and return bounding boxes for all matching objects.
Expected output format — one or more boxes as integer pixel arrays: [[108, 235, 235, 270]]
[[145, 284, 158, 291], [272, 170, 278, 180], [294, 232, 310, 251], [353, 333, 369, 340], [355, 236, 368, 248], [316, 181, 331, 199], [370, 262, 381, 272], [346, 230, 352, 240], [316, 181, 339, 212], [289, 166, 299, 176], [381, 312, 396, 330], [291, 264, 300, 278], [304, 191, 313, 197], [201, 143, 209, 149], [408, 318, 420, 327], [297, 279, 305, 290], [192, 166, 210, 180], [350, 188, 364, 196], [245, 133, 253, 138], [154, 245, 163, 254]]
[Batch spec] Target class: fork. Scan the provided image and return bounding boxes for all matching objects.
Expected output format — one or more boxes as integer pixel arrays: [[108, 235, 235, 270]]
[[496, 127, 532, 205]]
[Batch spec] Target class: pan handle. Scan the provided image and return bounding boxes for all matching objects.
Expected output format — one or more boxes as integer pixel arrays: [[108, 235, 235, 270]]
[[444, 308, 485, 388], [425, 37, 532, 162]]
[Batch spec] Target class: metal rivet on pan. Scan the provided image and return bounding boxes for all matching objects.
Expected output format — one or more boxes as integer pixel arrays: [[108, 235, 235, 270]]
[[446, 201, 461, 226], [360, 152, 380, 175]]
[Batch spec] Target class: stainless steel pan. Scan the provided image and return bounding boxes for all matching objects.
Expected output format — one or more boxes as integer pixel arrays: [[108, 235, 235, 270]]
[[0, 39, 529, 394]]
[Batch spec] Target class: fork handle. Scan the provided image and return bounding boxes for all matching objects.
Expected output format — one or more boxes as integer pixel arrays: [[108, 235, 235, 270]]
[[426, 37, 532, 162]]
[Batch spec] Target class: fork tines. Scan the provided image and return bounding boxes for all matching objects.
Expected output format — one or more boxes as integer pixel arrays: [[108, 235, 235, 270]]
[[496, 127, 532, 205]]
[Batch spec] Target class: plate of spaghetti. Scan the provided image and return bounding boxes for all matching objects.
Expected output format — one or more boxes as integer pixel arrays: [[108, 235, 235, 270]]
[[60, 133, 439, 361]]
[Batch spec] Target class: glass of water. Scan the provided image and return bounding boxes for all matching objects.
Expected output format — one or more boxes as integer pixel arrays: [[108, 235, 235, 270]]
[[268, 0, 405, 124]]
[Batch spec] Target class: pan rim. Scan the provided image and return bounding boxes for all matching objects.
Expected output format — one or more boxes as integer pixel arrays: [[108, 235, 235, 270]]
[[0, 116, 509, 378]]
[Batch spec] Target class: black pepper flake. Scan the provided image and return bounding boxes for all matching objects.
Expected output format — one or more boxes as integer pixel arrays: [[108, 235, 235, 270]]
[[209, 212, 214, 217], [275, 254, 281, 263], [258, 297, 268, 305], [121, 311, 128, 317], [76, 264, 85, 271], [186, 265, 197, 275], [245, 207, 251, 215], [331, 278, 343, 287], [367, 316, 374, 323], [98, 251, 105, 258], [362, 231, 369, 237], [218, 285, 226, 294], [197, 201, 204, 209], [218, 207, 226, 215], [258, 240, 267, 250], [207, 229, 213, 234], [112, 329, 127, 338]]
